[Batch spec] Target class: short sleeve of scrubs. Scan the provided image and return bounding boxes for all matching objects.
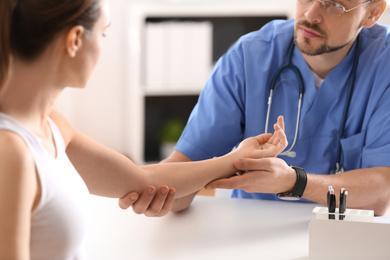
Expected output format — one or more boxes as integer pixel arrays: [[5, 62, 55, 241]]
[[175, 41, 247, 161]]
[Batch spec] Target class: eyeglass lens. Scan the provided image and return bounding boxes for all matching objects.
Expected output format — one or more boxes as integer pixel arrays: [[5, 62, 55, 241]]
[[297, 0, 347, 16]]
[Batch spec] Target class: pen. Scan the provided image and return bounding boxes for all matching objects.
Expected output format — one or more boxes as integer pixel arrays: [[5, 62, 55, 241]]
[[327, 185, 333, 207], [339, 188, 348, 220], [327, 186, 336, 220]]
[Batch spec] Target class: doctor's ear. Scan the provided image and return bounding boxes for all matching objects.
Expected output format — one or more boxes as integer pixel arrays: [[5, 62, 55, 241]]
[[65, 25, 84, 57], [363, 0, 387, 28]]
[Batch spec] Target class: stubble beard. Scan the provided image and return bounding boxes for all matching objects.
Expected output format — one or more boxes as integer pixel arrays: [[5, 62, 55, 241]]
[[294, 20, 356, 56]]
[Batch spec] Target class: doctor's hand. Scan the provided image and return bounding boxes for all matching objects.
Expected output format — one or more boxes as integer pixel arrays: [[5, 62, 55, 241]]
[[118, 185, 176, 217], [205, 157, 296, 194]]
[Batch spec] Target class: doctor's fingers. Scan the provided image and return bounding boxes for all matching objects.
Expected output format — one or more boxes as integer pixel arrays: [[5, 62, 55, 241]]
[[118, 186, 175, 217], [205, 174, 254, 190], [234, 157, 288, 172], [118, 191, 140, 210], [146, 186, 176, 217], [134, 186, 176, 217], [118, 186, 156, 212], [206, 171, 274, 193]]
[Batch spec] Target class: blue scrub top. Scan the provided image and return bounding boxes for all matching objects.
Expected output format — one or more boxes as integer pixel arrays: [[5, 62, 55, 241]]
[[175, 19, 390, 201]]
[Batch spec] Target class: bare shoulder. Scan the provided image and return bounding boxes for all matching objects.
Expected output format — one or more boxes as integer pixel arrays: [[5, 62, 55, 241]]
[[0, 130, 39, 256], [0, 129, 35, 168], [0, 129, 37, 203]]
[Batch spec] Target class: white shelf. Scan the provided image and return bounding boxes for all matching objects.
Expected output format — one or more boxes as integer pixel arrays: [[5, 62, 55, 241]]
[[144, 89, 202, 96], [130, 0, 295, 18], [124, 0, 296, 164]]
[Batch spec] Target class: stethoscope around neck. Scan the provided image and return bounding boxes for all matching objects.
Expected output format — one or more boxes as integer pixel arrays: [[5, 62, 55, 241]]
[[264, 34, 362, 174]]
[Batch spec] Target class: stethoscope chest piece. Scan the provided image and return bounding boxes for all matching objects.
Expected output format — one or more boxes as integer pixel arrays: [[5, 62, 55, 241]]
[[329, 163, 345, 174]]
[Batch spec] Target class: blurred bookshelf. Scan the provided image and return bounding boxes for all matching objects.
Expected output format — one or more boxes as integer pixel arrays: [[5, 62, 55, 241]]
[[125, 0, 295, 163]]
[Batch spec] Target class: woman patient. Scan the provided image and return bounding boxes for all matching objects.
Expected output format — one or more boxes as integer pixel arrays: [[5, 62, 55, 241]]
[[0, 0, 287, 259]]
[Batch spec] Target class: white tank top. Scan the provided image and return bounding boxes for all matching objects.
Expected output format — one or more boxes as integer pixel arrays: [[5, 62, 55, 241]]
[[0, 113, 90, 260]]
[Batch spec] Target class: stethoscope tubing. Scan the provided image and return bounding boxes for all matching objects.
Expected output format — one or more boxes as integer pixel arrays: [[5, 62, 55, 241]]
[[264, 34, 361, 173], [265, 38, 304, 158], [335, 34, 361, 173]]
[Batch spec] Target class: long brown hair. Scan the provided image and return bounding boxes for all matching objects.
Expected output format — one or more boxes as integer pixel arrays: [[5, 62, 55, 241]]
[[0, 0, 101, 89]]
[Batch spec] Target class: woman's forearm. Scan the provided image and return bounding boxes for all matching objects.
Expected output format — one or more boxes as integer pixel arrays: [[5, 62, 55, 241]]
[[142, 151, 241, 198], [68, 130, 241, 199], [61, 112, 285, 200]]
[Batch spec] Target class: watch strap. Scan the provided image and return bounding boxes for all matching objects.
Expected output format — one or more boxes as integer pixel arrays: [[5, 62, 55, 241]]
[[290, 166, 307, 197]]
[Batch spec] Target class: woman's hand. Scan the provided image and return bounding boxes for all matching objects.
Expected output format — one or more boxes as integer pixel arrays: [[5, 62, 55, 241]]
[[205, 116, 293, 193], [236, 116, 287, 159], [118, 185, 176, 217]]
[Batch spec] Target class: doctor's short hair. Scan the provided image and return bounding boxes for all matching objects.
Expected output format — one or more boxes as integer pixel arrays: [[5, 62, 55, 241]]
[[0, 0, 101, 89]]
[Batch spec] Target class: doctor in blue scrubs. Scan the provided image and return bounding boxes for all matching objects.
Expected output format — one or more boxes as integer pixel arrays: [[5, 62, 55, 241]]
[[120, 0, 390, 216]]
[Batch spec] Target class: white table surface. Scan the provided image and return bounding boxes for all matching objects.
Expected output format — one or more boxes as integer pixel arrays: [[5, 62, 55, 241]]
[[84, 195, 317, 260]]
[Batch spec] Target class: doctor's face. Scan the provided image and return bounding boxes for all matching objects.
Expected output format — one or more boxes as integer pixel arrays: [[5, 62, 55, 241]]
[[294, 0, 371, 56]]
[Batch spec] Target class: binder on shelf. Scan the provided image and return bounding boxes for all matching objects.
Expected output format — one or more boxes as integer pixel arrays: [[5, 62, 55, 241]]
[[144, 21, 213, 94], [187, 21, 213, 90], [144, 22, 166, 92]]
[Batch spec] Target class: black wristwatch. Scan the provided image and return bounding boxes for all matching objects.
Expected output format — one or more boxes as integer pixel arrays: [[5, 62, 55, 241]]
[[277, 166, 307, 201]]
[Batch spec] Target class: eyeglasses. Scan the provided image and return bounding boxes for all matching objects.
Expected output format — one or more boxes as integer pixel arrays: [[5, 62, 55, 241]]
[[298, 0, 372, 16]]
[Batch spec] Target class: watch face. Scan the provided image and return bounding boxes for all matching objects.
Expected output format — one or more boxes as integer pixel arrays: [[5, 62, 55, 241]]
[[277, 193, 301, 201]]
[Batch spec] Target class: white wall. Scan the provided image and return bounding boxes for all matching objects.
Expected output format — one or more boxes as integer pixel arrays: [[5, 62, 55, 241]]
[[55, 0, 390, 158], [55, 0, 131, 155], [379, 1, 390, 25]]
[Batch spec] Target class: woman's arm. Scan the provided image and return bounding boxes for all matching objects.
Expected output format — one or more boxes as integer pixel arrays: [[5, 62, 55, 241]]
[[50, 111, 286, 198], [0, 131, 39, 259], [135, 115, 286, 213]]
